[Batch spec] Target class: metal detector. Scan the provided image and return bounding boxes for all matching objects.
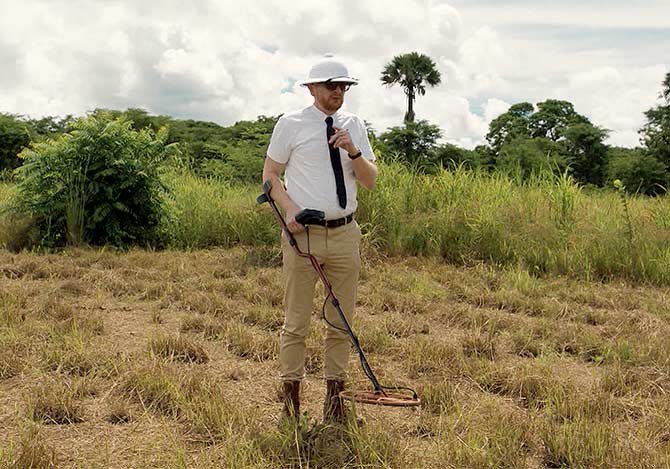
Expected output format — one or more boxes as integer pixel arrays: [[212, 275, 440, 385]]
[[257, 180, 420, 407]]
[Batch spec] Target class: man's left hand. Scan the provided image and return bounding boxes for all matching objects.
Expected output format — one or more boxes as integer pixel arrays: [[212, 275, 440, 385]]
[[329, 127, 358, 155]]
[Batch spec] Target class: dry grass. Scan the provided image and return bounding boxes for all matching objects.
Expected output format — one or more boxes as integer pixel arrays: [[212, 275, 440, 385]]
[[148, 334, 209, 364], [0, 426, 58, 469], [430, 399, 533, 468], [0, 247, 669, 467], [180, 314, 206, 333], [0, 332, 24, 379], [105, 399, 133, 424], [222, 322, 278, 361], [25, 381, 86, 425], [120, 361, 184, 417]]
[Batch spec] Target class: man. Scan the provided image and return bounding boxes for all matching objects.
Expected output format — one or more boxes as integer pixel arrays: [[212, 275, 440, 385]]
[[262, 54, 377, 422]]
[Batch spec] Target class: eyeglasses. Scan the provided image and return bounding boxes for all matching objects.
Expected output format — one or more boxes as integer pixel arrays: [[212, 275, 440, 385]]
[[321, 82, 351, 92]]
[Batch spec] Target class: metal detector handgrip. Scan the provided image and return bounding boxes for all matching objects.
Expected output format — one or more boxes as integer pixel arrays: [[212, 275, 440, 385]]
[[295, 209, 325, 226]]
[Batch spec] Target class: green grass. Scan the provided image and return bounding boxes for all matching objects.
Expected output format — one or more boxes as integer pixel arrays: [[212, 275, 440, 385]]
[[4, 165, 670, 284], [0, 182, 13, 204], [161, 163, 670, 285], [163, 171, 277, 248], [358, 162, 670, 284]]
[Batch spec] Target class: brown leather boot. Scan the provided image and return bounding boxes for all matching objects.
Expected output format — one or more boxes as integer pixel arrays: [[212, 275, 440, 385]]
[[282, 381, 300, 418], [323, 380, 346, 423]]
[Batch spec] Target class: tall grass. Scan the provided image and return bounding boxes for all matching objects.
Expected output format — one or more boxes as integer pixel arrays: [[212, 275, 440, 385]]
[[4, 165, 670, 284], [0, 182, 34, 251], [163, 171, 277, 248], [0, 182, 13, 205], [357, 162, 670, 284], [163, 163, 670, 284]]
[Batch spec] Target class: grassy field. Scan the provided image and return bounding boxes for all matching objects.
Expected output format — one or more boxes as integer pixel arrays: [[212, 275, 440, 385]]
[[1, 246, 669, 468]]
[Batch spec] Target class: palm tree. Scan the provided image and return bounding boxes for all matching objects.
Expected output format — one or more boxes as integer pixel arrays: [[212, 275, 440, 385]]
[[380, 52, 442, 123]]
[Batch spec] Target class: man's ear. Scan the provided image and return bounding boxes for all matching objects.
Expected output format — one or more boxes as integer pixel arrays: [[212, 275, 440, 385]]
[[306, 84, 316, 97]]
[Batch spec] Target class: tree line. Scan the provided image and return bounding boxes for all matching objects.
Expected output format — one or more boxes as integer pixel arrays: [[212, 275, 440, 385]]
[[0, 53, 668, 195], [375, 54, 670, 195], [0, 108, 274, 184]]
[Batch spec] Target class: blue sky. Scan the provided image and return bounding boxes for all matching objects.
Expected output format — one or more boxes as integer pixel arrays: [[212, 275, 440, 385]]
[[0, 0, 667, 148]]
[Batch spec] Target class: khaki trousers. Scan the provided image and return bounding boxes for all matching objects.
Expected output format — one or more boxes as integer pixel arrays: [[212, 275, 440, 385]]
[[279, 220, 361, 382]]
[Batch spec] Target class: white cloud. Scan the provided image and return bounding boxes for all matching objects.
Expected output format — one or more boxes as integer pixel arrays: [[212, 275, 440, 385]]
[[450, 1, 670, 29], [483, 98, 511, 124], [155, 48, 235, 95], [0, 0, 667, 148], [555, 65, 667, 147]]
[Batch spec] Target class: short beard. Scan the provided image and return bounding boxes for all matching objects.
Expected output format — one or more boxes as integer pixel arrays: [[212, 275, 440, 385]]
[[318, 97, 342, 114]]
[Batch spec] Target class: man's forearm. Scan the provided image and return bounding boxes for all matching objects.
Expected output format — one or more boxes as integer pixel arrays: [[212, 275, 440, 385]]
[[262, 169, 299, 215], [352, 157, 377, 190]]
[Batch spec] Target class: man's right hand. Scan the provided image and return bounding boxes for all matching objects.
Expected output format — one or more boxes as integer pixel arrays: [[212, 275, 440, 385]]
[[286, 206, 305, 234]]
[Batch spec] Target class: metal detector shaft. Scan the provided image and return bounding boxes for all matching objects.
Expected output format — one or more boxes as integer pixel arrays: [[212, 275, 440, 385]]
[[257, 180, 384, 394]]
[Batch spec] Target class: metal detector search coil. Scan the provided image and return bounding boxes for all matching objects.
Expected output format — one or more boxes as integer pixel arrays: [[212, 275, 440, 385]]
[[340, 390, 421, 407]]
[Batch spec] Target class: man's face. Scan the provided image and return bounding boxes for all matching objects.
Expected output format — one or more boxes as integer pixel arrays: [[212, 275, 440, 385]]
[[308, 82, 351, 114]]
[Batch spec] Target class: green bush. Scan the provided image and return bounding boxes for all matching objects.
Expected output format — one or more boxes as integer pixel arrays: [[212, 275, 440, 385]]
[[12, 114, 174, 248], [197, 145, 265, 183], [173, 115, 273, 183], [497, 137, 567, 181], [376, 120, 442, 171], [0, 182, 13, 204], [640, 72, 670, 168], [606, 147, 668, 196], [0, 113, 31, 172], [433, 143, 483, 170]]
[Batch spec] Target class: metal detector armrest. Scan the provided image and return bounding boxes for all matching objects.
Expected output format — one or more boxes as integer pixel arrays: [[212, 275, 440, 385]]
[[256, 180, 273, 205]]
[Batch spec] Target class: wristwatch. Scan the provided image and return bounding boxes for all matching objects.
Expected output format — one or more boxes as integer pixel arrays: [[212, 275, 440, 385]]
[[348, 150, 362, 160]]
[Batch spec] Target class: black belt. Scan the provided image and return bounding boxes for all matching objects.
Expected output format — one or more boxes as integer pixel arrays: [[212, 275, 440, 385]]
[[313, 213, 354, 228]]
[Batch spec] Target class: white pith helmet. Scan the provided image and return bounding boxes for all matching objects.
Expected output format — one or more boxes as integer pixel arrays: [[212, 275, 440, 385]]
[[298, 54, 359, 86]]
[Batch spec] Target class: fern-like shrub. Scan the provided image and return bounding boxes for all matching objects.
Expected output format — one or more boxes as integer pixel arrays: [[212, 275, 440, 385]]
[[12, 114, 173, 248]]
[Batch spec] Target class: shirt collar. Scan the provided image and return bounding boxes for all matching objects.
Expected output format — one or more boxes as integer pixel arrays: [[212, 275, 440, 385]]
[[309, 104, 340, 122]]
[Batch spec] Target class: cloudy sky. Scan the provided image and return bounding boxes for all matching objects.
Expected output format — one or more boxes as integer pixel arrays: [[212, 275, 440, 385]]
[[1, 0, 668, 148]]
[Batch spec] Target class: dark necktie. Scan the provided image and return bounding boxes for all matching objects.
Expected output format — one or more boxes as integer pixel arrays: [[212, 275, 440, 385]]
[[325, 116, 347, 209]]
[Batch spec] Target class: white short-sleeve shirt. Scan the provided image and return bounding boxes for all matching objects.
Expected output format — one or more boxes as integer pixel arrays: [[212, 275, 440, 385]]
[[266, 104, 375, 220]]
